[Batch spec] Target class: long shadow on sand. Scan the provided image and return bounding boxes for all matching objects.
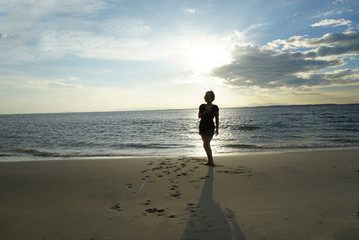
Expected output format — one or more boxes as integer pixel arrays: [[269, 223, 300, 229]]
[[181, 167, 246, 240]]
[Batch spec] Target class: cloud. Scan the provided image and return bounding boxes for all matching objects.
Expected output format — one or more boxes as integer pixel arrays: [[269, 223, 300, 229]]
[[211, 45, 342, 88], [271, 31, 359, 54], [0, 18, 152, 63], [295, 69, 359, 87], [0, 76, 83, 89], [312, 11, 337, 19], [0, 0, 154, 63], [243, 23, 269, 35], [306, 31, 359, 45], [211, 31, 359, 89], [0, 0, 107, 17], [101, 18, 151, 37], [0, 0, 252, 64], [0, 0, 222, 64], [1, 13, 236, 63], [18, 79, 83, 89], [38, 30, 181, 61], [311, 19, 352, 28], [333, 0, 347, 4], [40, 30, 135, 60]]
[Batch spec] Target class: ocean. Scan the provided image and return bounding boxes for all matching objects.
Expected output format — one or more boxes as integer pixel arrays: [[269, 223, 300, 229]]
[[1, 104, 359, 162]]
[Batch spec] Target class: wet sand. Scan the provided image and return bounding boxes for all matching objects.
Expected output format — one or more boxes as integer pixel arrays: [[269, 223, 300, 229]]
[[0, 150, 358, 240]]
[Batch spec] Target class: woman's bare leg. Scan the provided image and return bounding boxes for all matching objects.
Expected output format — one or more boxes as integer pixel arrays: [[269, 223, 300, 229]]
[[201, 134, 214, 166]]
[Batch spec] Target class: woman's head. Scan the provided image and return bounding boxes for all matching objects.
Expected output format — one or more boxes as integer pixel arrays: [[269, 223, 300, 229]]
[[204, 91, 215, 102]]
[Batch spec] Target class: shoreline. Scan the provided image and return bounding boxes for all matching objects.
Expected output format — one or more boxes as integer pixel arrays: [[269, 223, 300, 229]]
[[1, 149, 358, 239], [1, 146, 359, 163]]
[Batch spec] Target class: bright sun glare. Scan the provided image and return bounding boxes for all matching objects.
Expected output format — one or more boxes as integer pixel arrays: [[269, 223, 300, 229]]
[[190, 47, 231, 74], [185, 43, 232, 74]]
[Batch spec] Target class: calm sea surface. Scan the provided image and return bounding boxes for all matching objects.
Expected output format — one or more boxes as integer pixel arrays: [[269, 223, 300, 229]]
[[1, 104, 359, 162]]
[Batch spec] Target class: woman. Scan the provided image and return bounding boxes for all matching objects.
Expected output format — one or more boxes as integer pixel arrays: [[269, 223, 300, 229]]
[[198, 91, 219, 166]]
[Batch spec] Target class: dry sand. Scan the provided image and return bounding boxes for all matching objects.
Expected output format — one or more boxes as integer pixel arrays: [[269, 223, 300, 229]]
[[0, 150, 358, 240]]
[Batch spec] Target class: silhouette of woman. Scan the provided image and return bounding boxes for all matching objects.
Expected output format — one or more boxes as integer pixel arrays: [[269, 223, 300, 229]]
[[198, 91, 219, 166]]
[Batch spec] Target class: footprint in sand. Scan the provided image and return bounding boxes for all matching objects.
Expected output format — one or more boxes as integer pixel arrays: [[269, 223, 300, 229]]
[[216, 166, 253, 175], [169, 191, 182, 199], [186, 203, 200, 213], [169, 185, 178, 191], [144, 208, 166, 216], [110, 203, 121, 211], [141, 200, 152, 206]]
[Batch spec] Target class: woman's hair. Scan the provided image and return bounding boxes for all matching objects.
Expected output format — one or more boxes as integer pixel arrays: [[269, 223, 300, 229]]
[[206, 91, 215, 101]]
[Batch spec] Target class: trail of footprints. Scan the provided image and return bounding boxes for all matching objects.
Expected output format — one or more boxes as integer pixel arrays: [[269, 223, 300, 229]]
[[141, 157, 201, 202], [110, 157, 253, 219]]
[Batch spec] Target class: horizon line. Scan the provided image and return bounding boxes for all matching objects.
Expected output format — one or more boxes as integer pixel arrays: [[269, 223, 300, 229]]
[[1, 102, 359, 115]]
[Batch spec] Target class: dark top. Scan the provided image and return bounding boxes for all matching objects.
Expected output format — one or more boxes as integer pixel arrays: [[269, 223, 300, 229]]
[[199, 104, 219, 134]]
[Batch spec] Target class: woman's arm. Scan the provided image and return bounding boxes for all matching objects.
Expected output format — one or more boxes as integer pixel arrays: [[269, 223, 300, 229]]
[[198, 110, 209, 118], [198, 105, 209, 118], [215, 110, 219, 135]]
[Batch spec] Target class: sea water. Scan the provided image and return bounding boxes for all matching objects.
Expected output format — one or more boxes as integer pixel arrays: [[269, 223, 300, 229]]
[[1, 104, 359, 161]]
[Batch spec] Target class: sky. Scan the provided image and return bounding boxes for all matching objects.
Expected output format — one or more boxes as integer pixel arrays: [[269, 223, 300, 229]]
[[0, 0, 359, 114]]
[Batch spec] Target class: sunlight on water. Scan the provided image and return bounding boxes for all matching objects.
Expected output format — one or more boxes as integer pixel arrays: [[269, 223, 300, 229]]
[[0, 104, 359, 161]]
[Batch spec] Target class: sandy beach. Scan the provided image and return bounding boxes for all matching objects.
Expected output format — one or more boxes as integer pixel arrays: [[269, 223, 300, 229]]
[[0, 150, 358, 240]]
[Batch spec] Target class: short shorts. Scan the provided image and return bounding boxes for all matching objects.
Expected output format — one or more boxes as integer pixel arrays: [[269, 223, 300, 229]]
[[200, 128, 215, 137]]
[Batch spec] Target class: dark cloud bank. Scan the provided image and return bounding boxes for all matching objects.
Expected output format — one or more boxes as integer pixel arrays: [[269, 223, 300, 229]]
[[211, 31, 359, 89]]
